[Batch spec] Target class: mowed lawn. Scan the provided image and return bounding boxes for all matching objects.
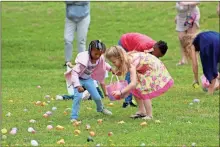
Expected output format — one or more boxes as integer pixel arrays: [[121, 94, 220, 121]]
[[1, 2, 219, 146]]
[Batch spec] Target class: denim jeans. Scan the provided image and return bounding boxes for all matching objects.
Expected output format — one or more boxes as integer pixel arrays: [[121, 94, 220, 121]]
[[124, 72, 133, 103], [64, 14, 90, 62], [71, 78, 103, 119]]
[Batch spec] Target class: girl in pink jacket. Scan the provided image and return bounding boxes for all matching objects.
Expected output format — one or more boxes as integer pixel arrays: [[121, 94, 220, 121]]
[[65, 40, 113, 121]]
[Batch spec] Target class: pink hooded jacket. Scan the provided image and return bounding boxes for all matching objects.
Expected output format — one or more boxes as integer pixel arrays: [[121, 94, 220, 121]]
[[64, 51, 111, 88]]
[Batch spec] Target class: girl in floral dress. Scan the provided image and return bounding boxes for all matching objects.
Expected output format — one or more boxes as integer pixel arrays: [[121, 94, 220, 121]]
[[105, 46, 174, 120]]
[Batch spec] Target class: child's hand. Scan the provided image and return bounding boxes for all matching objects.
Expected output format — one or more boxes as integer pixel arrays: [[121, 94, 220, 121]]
[[116, 71, 122, 76], [110, 68, 117, 75], [66, 61, 74, 68], [112, 91, 121, 99], [110, 68, 122, 76], [77, 86, 84, 93], [192, 81, 199, 88]]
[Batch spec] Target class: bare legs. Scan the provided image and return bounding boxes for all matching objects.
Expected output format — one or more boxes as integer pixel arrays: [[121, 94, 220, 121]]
[[177, 23, 199, 66], [177, 31, 187, 65], [134, 97, 152, 118]]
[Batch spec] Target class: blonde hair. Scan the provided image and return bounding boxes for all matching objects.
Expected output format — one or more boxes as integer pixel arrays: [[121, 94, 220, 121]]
[[105, 45, 130, 76], [181, 34, 196, 61]]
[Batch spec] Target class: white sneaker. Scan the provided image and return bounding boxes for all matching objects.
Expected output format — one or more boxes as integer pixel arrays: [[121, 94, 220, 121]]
[[82, 90, 90, 100], [101, 109, 112, 115], [56, 95, 63, 100], [142, 115, 153, 120]]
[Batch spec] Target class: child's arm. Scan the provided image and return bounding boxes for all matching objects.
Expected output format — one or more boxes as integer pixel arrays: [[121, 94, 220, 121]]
[[105, 62, 118, 74], [144, 48, 154, 53], [71, 64, 86, 92], [208, 78, 218, 95], [112, 65, 137, 97], [217, 2, 220, 16], [191, 47, 199, 84], [105, 62, 115, 73], [100, 83, 107, 97], [105, 62, 112, 71]]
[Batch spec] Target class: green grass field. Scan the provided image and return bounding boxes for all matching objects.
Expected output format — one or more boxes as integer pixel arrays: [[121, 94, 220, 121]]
[[1, 2, 219, 146]]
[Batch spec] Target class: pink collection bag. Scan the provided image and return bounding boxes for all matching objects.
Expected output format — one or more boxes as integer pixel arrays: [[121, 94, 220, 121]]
[[200, 75, 210, 88], [106, 75, 128, 101]]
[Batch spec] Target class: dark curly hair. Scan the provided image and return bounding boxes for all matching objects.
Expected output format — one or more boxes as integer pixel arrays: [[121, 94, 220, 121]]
[[88, 40, 106, 56], [154, 40, 168, 56]]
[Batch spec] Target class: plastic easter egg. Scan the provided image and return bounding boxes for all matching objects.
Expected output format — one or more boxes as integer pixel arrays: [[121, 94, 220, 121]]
[[52, 107, 57, 111], [10, 128, 17, 135], [1, 128, 7, 134], [2, 135, 7, 140], [29, 119, 36, 123], [192, 142, 196, 147], [31, 140, 39, 146], [108, 132, 113, 136], [86, 124, 91, 130], [57, 139, 65, 144], [46, 111, 52, 116], [28, 127, 35, 133], [43, 113, 49, 118], [193, 99, 200, 103], [189, 103, 193, 106], [47, 125, 53, 130], [97, 119, 103, 124], [45, 95, 50, 99], [6, 112, 11, 117], [89, 131, 95, 137]]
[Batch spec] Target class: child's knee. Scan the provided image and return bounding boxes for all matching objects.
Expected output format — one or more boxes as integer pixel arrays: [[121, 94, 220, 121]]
[[74, 92, 83, 101]]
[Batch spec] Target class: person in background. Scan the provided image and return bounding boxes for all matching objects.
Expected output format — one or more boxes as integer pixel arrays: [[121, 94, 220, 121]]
[[175, 1, 200, 66], [64, 1, 90, 68]]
